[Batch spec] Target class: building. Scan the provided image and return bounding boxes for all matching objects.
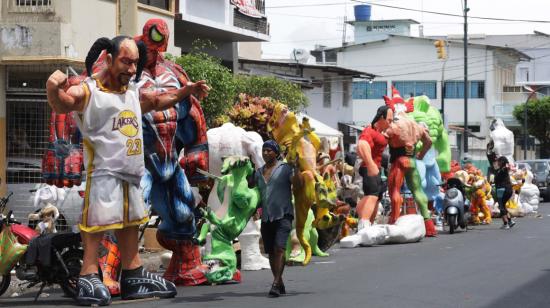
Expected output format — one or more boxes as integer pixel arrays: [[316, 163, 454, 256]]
[[237, 58, 374, 150], [0, 0, 270, 219], [312, 18, 530, 162], [177, 0, 270, 69], [431, 32, 550, 158], [0, 0, 183, 200]]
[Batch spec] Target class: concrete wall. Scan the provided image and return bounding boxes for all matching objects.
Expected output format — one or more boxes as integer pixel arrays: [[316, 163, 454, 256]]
[[69, 0, 117, 59], [301, 68, 353, 129], [0, 66, 5, 196], [1, 0, 180, 61], [239, 42, 262, 60], [180, 0, 228, 25], [517, 48, 550, 83]]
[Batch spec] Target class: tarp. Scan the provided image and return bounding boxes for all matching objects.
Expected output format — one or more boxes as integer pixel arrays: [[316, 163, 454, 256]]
[[296, 113, 344, 159], [296, 113, 343, 138]]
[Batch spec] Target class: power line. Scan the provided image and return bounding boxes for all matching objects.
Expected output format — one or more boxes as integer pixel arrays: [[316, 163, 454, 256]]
[[267, 1, 550, 24]]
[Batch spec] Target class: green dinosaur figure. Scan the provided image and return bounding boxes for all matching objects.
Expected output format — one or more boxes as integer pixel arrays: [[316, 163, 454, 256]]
[[285, 209, 329, 264], [411, 95, 451, 173], [198, 156, 259, 283]]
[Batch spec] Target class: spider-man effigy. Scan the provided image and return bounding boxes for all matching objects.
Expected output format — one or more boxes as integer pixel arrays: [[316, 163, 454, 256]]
[[133, 18, 208, 286]]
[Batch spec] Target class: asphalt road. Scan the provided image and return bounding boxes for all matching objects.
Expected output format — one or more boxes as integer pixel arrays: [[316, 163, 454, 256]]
[[3, 204, 550, 308]]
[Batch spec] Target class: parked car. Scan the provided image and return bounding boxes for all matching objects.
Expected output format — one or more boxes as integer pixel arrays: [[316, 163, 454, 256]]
[[516, 159, 550, 201]]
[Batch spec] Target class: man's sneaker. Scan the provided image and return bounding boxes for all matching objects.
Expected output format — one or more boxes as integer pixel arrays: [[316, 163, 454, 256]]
[[508, 220, 516, 228], [268, 284, 280, 298], [76, 274, 111, 306], [120, 266, 177, 300], [278, 282, 286, 295], [500, 224, 510, 230]]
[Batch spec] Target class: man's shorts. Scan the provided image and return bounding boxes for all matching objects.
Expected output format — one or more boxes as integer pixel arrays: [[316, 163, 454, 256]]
[[261, 216, 292, 254], [359, 166, 383, 199], [80, 175, 149, 233]]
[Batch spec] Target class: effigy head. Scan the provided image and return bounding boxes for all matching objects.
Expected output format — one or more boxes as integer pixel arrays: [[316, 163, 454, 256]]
[[384, 86, 414, 115], [135, 18, 170, 68], [267, 102, 299, 146], [489, 118, 505, 131], [413, 95, 431, 113], [221, 155, 253, 177], [316, 172, 337, 209]]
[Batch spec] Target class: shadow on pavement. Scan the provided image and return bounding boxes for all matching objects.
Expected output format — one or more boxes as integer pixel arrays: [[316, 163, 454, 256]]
[[483, 269, 550, 308], [171, 291, 313, 303]]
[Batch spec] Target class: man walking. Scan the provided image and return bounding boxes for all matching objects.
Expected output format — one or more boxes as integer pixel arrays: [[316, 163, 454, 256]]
[[254, 140, 294, 297]]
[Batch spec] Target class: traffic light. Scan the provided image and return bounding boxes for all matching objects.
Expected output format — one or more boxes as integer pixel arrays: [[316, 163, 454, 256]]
[[434, 39, 447, 59]]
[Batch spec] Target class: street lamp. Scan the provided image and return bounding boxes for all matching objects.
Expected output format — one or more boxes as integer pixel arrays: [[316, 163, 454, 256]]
[[522, 85, 539, 160]]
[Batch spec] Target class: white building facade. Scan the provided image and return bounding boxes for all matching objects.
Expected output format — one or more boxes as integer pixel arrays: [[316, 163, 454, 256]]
[[320, 34, 528, 161]]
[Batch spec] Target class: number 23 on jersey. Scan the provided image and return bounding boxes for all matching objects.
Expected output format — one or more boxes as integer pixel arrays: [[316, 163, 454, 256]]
[[126, 138, 142, 156]]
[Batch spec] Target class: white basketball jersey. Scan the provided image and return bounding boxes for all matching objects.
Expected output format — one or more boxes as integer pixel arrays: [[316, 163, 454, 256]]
[[74, 77, 144, 184]]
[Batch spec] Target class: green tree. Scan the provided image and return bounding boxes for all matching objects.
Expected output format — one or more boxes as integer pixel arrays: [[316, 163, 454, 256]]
[[167, 44, 237, 127], [513, 96, 550, 158], [234, 75, 309, 111]]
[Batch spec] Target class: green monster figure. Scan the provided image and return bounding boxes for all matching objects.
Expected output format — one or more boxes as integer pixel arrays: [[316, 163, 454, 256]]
[[285, 209, 329, 264], [198, 156, 259, 284], [410, 95, 451, 174]]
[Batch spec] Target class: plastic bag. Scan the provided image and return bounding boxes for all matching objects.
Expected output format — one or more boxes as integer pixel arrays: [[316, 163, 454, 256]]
[[0, 226, 27, 275]]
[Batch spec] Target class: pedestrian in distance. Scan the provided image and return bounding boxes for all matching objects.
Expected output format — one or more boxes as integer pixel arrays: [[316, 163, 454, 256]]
[[493, 156, 516, 230], [46, 35, 209, 306], [254, 140, 295, 298]]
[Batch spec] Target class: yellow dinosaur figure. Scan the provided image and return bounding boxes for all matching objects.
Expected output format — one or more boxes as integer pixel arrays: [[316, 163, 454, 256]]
[[470, 172, 493, 225], [268, 103, 340, 265]]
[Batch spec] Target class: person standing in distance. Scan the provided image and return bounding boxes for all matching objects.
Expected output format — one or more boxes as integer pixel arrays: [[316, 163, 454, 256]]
[[46, 36, 209, 306], [493, 156, 516, 229]]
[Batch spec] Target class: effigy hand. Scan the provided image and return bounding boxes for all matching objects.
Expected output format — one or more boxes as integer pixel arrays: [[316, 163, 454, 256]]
[[187, 80, 210, 100], [46, 70, 68, 91]]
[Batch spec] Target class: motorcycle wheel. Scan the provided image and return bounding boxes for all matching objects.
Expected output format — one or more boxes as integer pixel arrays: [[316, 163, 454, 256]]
[[0, 274, 10, 296], [59, 249, 83, 298], [447, 215, 457, 234]]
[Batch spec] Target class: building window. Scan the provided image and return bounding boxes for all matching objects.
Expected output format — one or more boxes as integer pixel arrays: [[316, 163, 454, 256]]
[[393, 81, 437, 99], [323, 76, 331, 108], [352, 81, 387, 99], [444, 81, 485, 98], [343, 80, 350, 107], [16, 0, 51, 5], [138, 0, 170, 11]]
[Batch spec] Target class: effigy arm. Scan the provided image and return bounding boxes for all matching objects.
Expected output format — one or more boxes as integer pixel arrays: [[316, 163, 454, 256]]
[[434, 128, 451, 173], [216, 175, 229, 205]]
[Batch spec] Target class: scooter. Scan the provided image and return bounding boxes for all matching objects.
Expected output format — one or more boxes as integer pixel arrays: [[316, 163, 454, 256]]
[[0, 192, 82, 301], [443, 178, 470, 234]]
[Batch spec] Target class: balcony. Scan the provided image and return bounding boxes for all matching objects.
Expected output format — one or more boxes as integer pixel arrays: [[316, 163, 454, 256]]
[[232, 0, 269, 35]]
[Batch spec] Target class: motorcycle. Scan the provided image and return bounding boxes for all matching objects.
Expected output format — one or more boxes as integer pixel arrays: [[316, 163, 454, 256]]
[[0, 191, 83, 301], [443, 178, 470, 234]]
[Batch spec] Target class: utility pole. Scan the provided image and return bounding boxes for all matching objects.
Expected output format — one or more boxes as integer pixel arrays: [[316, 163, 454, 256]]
[[463, 0, 469, 159], [434, 39, 448, 124]]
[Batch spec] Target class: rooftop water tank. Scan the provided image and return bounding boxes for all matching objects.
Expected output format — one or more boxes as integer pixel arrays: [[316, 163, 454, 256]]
[[354, 5, 371, 22]]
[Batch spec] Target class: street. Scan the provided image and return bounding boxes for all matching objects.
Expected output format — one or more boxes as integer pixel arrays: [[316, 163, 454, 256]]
[[3, 203, 550, 308]]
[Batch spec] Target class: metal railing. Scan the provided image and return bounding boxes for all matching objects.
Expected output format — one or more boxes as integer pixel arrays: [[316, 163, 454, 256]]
[[10, 0, 53, 13]]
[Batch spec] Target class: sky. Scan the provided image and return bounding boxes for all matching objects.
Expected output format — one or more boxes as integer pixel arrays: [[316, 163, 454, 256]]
[[262, 0, 550, 59]]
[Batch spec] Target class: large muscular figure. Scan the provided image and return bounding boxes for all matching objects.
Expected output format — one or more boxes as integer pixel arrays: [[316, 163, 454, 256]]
[[383, 88, 437, 236], [134, 19, 209, 286], [355, 106, 390, 229]]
